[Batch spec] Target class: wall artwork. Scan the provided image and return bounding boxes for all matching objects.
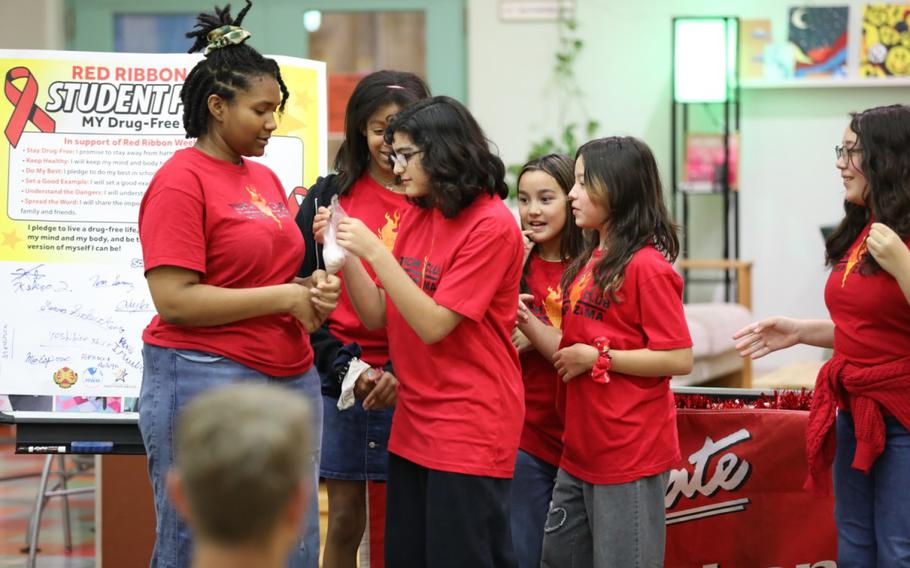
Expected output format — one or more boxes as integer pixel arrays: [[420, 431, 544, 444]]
[[787, 6, 849, 77], [861, 4, 910, 76]]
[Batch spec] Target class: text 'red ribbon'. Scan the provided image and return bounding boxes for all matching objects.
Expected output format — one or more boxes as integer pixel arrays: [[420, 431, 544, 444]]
[[4, 66, 56, 148]]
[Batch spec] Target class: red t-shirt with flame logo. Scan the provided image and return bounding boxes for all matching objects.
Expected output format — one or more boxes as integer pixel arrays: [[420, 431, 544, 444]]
[[384, 195, 525, 477], [328, 174, 411, 366], [559, 246, 691, 484], [520, 252, 567, 466], [825, 222, 910, 367], [139, 147, 313, 376]]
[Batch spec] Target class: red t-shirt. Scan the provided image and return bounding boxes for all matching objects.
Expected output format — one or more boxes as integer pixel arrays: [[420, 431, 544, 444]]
[[385, 195, 525, 478], [328, 174, 411, 367], [519, 252, 566, 466], [139, 147, 312, 376], [559, 246, 691, 484], [825, 222, 910, 368]]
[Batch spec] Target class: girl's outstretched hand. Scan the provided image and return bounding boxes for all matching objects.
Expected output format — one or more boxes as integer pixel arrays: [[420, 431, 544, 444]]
[[554, 343, 598, 382], [867, 222, 910, 278], [732, 316, 800, 360], [336, 217, 383, 261]]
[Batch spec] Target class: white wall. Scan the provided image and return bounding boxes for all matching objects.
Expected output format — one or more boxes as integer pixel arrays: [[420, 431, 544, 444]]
[[470, 0, 908, 372]]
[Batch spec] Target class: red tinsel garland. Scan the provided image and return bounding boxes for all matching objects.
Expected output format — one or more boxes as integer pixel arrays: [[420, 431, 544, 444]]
[[675, 389, 813, 411]]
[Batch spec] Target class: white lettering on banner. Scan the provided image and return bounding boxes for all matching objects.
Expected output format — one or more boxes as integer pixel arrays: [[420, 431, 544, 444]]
[[665, 429, 752, 521]]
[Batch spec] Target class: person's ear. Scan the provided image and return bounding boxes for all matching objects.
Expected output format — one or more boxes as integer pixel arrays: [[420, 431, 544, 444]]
[[207, 94, 227, 123]]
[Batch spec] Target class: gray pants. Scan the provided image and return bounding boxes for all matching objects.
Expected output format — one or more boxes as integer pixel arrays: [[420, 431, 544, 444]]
[[540, 468, 669, 568]]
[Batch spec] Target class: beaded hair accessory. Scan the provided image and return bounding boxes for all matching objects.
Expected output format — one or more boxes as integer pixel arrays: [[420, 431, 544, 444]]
[[204, 25, 252, 55]]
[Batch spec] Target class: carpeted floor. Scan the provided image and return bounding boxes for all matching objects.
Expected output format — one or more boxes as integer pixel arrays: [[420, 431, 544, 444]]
[[0, 426, 95, 567]]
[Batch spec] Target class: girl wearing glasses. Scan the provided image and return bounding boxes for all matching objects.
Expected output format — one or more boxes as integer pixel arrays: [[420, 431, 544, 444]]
[[735, 104, 910, 565], [295, 70, 430, 568], [537, 137, 692, 567], [510, 154, 585, 568], [332, 96, 524, 566]]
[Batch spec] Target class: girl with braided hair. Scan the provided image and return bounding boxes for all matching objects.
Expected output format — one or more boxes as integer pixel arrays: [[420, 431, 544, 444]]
[[138, 2, 338, 566]]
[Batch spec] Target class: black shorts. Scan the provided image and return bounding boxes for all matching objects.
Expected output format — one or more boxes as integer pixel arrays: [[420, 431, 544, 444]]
[[385, 452, 517, 567]]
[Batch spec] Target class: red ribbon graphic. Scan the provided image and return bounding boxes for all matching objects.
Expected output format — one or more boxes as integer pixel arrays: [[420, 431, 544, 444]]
[[4, 66, 56, 148], [286, 185, 309, 218]]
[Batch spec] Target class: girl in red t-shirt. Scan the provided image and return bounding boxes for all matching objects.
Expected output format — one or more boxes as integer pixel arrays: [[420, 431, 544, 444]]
[[296, 70, 430, 568], [137, 4, 340, 567], [330, 96, 524, 566], [510, 153, 584, 568], [539, 137, 693, 567], [734, 105, 910, 566]]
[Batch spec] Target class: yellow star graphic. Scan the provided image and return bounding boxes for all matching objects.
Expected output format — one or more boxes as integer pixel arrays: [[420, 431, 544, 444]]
[[294, 89, 315, 113], [2, 228, 22, 249]]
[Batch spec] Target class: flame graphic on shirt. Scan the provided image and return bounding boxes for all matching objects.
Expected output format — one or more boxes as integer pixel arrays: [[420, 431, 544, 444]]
[[545, 286, 563, 327], [568, 271, 591, 312], [841, 236, 868, 287], [245, 185, 282, 228], [376, 210, 401, 252]]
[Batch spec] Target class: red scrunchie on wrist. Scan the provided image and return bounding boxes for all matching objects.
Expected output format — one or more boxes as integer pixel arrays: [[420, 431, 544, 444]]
[[591, 336, 612, 384]]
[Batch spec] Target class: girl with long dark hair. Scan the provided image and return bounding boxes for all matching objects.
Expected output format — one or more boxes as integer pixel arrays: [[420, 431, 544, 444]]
[[735, 104, 910, 565], [540, 136, 693, 567]]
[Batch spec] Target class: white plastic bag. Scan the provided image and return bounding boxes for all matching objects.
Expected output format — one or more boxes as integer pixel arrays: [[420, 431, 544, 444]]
[[323, 195, 349, 274]]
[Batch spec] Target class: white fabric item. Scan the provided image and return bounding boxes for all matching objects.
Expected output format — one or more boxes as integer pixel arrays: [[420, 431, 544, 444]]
[[338, 357, 372, 411], [323, 195, 349, 274]]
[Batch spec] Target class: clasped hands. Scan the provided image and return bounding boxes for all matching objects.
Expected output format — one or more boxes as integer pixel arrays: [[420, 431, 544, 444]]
[[515, 293, 597, 382]]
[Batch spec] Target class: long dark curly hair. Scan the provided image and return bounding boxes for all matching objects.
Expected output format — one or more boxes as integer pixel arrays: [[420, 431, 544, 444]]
[[561, 137, 679, 303], [181, 1, 289, 138], [384, 96, 507, 218], [825, 104, 910, 270]]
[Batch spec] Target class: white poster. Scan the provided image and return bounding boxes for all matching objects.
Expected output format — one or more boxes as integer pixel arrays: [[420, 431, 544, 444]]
[[0, 50, 326, 409]]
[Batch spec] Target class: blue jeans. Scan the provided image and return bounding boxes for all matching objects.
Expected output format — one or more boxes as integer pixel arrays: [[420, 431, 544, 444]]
[[835, 410, 910, 567], [320, 395, 393, 481], [138, 344, 323, 568], [510, 449, 558, 568]]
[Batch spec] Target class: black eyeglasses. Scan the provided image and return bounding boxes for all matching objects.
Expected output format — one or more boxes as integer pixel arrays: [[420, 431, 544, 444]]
[[388, 149, 423, 169], [835, 145, 862, 161]]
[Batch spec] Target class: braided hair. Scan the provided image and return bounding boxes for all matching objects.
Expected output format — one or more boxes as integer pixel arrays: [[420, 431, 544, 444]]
[[181, 1, 289, 138]]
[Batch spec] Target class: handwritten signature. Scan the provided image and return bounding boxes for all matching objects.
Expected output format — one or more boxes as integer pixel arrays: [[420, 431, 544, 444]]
[[114, 298, 153, 313], [10, 265, 70, 293], [90, 274, 135, 292], [24, 351, 70, 368]]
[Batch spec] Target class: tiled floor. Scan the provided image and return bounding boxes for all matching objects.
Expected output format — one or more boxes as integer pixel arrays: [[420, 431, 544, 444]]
[[0, 426, 95, 568]]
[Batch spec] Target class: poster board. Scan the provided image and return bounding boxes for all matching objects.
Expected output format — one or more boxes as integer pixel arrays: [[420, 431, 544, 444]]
[[0, 49, 327, 413]]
